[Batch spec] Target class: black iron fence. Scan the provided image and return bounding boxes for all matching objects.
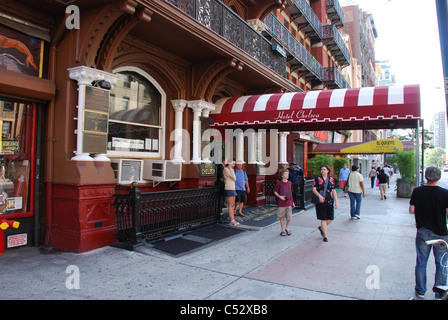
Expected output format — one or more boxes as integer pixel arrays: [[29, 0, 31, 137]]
[[113, 186, 220, 247], [264, 177, 314, 209]]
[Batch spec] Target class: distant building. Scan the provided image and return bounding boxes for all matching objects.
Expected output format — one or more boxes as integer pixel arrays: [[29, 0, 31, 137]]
[[341, 5, 378, 87], [376, 60, 396, 86], [431, 111, 447, 149]]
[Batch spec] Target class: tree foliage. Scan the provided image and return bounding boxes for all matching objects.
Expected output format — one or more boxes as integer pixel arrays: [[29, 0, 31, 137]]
[[425, 147, 446, 167], [307, 155, 333, 176], [391, 149, 416, 183]]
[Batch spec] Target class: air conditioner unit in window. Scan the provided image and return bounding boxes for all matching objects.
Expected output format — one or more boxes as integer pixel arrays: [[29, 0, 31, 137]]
[[110, 158, 144, 185], [143, 159, 182, 182]]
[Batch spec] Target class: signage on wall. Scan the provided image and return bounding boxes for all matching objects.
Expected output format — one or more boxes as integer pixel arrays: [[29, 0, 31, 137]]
[[7, 233, 27, 248], [198, 163, 216, 178], [82, 85, 110, 154]]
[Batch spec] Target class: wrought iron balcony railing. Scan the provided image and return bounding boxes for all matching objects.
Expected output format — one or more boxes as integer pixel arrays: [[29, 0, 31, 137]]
[[323, 67, 350, 89], [165, 0, 286, 77], [326, 0, 344, 27], [322, 24, 350, 66], [264, 13, 323, 82], [290, 0, 323, 41]]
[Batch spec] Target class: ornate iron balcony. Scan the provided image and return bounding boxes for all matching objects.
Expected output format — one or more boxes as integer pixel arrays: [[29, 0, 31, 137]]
[[326, 0, 344, 28], [322, 24, 350, 66], [165, 0, 286, 77], [290, 0, 323, 41], [323, 67, 350, 89], [264, 13, 323, 82]]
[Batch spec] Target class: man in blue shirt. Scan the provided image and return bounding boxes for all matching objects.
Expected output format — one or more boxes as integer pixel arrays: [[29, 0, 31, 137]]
[[235, 161, 250, 217], [287, 162, 304, 206], [339, 164, 350, 198]]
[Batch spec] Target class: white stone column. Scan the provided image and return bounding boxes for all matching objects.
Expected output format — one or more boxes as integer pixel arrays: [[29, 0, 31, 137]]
[[247, 130, 257, 164], [171, 99, 187, 163], [200, 103, 215, 163], [256, 130, 265, 165], [67, 66, 117, 161], [278, 131, 290, 164], [187, 100, 206, 164], [235, 130, 244, 163]]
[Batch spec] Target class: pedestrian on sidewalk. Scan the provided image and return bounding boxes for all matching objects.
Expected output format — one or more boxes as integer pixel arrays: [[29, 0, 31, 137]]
[[223, 159, 239, 226], [409, 166, 448, 300], [274, 169, 295, 236], [377, 169, 388, 200], [383, 165, 391, 188], [312, 165, 338, 242], [216, 157, 227, 214], [235, 161, 250, 217], [348, 165, 365, 219], [369, 166, 376, 188], [287, 162, 303, 206], [339, 164, 350, 198]]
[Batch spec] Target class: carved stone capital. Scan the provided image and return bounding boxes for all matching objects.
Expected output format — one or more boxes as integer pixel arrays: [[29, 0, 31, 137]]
[[171, 99, 188, 113], [68, 66, 118, 87]]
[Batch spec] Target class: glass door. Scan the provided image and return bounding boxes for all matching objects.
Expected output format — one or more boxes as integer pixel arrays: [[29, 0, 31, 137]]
[[0, 97, 36, 218]]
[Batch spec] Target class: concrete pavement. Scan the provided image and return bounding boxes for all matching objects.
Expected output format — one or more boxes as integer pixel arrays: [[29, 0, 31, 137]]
[[0, 175, 440, 301]]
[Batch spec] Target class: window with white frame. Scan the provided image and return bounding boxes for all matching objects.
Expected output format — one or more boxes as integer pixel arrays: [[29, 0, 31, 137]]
[[107, 68, 165, 158]]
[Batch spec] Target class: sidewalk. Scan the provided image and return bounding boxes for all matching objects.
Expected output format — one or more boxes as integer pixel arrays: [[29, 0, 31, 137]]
[[0, 177, 433, 300]]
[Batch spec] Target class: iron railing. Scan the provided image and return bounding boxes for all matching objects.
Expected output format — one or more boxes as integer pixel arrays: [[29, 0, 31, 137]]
[[323, 67, 351, 89], [264, 13, 323, 81], [292, 0, 323, 39], [113, 186, 220, 246], [326, 0, 344, 26], [322, 24, 351, 66], [165, 0, 286, 77]]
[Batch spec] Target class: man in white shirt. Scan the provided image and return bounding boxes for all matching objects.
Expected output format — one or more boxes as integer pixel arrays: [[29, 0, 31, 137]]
[[348, 165, 365, 219]]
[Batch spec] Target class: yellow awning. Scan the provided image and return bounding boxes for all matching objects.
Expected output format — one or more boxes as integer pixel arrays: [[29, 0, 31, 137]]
[[340, 139, 403, 154]]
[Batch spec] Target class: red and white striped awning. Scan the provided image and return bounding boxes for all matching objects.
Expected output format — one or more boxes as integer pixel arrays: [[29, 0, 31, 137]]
[[210, 85, 420, 129]]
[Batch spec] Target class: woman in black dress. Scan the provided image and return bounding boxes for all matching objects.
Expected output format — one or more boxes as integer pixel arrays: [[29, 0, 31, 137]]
[[312, 165, 339, 242]]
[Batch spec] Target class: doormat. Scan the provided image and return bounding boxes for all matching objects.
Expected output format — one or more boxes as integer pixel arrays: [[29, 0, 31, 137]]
[[228, 205, 304, 229], [147, 224, 246, 257]]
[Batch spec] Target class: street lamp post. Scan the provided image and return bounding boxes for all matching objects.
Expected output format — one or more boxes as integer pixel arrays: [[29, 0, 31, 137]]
[[435, 0, 448, 125]]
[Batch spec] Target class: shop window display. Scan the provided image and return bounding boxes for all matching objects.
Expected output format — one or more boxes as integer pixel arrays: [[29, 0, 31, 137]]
[[0, 98, 34, 216]]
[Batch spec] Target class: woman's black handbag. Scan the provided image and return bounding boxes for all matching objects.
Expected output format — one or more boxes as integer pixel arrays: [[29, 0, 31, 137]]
[[312, 176, 334, 206]]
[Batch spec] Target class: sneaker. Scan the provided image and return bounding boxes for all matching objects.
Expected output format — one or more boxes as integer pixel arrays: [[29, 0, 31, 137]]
[[323, 237, 328, 242], [355, 215, 360, 219], [415, 290, 425, 298]]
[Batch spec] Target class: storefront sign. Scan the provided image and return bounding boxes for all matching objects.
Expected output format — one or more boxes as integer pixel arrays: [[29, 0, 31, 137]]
[[1, 140, 20, 155], [82, 85, 109, 154], [198, 163, 216, 177], [7, 233, 27, 248], [340, 139, 404, 154]]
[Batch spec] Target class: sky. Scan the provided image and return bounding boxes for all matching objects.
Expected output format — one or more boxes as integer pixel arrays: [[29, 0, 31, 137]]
[[340, 0, 446, 129]]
